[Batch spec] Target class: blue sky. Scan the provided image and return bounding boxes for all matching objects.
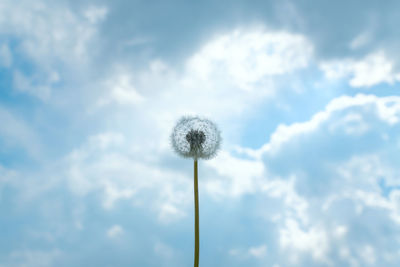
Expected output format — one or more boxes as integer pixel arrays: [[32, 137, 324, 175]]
[[1, 1, 400, 266]]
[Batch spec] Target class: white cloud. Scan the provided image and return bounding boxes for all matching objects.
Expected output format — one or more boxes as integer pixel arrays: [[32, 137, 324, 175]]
[[320, 51, 400, 88], [186, 29, 313, 91], [107, 224, 124, 238], [96, 70, 145, 107], [248, 245, 268, 258], [359, 245, 376, 265], [333, 225, 348, 239], [279, 219, 329, 263], [0, 0, 107, 100], [328, 113, 370, 135], [350, 31, 372, 50], [256, 94, 400, 156], [84, 6, 108, 24], [93, 28, 314, 128], [252, 94, 400, 264], [64, 131, 192, 222], [205, 151, 265, 197], [229, 244, 268, 259]]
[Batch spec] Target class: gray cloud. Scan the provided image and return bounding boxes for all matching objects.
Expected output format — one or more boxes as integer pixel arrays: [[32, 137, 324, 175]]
[[88, 0, 400, 71]]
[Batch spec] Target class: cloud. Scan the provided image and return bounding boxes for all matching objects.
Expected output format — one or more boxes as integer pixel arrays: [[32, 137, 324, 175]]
[[279, 218, 329, 263], [320, 51, 400, 88], [229, 244, 268, 259], [95, 67, 145, 108], [257, 94, 400, 157], [204, 151, 265, 198], [202, 93, 400, 266], [63, 131, 192, 223], [248, 245, 267, 258], [0, 0, 107, 100], [284, 1, 400, 64], [5, 24, 316, 229], [250, 94, 400, 265], [84, 6, 108, 24], [186, 29, 312, 91], [350, 31, 372, 50], [107, 225, 124, 239], [91, 28, 315, 143]]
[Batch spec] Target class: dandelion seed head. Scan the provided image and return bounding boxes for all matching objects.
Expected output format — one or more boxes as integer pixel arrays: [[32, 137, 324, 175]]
[[171, 116, 221, 160]]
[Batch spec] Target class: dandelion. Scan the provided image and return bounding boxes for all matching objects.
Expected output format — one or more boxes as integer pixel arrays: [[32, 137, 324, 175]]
[[171, 116, 221, 267]]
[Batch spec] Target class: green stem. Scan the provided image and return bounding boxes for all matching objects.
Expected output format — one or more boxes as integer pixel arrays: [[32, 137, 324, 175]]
[[194, 159, 200, 267]]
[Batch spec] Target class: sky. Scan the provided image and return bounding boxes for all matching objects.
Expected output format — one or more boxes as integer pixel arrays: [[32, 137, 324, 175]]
[[0, 0, 400, 266]]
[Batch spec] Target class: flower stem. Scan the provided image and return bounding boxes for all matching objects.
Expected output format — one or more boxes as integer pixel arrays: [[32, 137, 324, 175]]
[[194, 159, 200, 267]]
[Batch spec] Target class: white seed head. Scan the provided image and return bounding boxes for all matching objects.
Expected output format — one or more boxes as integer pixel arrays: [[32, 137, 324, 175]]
[[171, 116, 221, 160]]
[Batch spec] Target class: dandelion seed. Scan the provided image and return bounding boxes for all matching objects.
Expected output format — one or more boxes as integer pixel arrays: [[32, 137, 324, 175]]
[[171, 116, 221, 160]]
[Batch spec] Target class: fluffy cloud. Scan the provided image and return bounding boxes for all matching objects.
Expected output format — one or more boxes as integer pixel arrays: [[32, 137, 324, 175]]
[[0, 0, 107, 99], [186, 29, 312, 91], [253, 94, 400, 265], [320, 51, 400, 88], [91, 28, 315, 153], [63, 131, 192, 223]]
